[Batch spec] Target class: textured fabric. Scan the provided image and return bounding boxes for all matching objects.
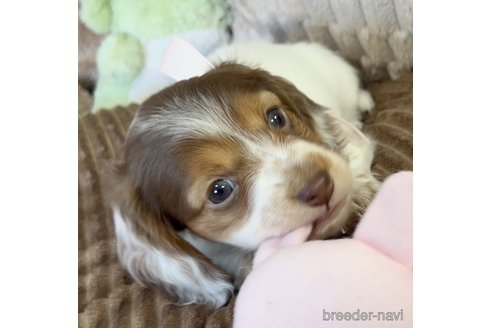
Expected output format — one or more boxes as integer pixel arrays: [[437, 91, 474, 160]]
[[364, 72, 413, 177], [78, 74, 412, 327], [228, 0, 412, 81]]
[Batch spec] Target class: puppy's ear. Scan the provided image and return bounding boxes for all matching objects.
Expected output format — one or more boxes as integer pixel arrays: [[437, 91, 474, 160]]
[[325, 114, 381, 222], [327, 114, 376, 173], [104, 163, 233, 309]]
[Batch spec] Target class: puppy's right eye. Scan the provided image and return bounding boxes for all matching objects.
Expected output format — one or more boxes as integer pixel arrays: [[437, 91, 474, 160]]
[[209, 179, 235, 204], [266, 107, 287, 129]]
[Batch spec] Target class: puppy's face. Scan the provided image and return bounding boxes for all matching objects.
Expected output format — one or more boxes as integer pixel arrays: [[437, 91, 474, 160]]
[[123, 64, 356, 249]]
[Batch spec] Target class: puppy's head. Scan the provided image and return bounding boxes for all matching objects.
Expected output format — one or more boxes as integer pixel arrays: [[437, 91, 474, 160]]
[[109, 63, 377, 306]]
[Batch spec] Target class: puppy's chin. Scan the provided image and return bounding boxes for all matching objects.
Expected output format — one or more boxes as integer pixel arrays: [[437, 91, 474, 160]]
[[255, 196, 352, 245]]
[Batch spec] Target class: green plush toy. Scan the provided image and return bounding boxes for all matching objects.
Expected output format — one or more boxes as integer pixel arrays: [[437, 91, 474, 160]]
[[80, 0, 232, 111]]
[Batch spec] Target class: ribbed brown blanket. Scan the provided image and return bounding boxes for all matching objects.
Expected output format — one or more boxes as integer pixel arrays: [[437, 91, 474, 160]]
[[78, 73, 412, 327]]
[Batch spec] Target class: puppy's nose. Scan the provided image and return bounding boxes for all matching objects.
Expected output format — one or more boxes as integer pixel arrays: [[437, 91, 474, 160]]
[[297, 171, 332, 207]]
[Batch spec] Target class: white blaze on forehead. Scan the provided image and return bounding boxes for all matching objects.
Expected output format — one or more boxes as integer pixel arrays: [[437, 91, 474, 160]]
[[130, 93, 242, 141], [225, 141, 289, 249], [130, 90, 283, 145]]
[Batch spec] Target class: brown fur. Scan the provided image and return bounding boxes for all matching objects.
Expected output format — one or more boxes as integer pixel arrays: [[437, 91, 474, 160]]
[[106, 62, 377, 304], [113, 63, 337, 241], [103, 164, 230, 287], [181, 137, 255, 240]]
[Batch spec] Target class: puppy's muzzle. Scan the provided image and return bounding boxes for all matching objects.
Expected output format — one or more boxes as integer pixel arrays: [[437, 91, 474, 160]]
[[296, 170, 334, 207]]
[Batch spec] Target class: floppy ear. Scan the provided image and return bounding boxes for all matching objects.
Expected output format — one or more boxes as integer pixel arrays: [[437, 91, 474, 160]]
[[104, 163, 234, 309], [324, 113, 381, 226], [326, 114, 376, 173]]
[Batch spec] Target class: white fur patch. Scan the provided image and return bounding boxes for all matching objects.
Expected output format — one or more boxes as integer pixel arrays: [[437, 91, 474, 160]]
[[113, 207, 233, 308], [129, 93, 242, 143], [227, 139, 353, 248], [180, 230, 252, 281]]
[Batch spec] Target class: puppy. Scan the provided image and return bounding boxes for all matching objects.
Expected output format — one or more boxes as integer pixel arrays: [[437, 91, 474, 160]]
[[107, 42, 380, 309]]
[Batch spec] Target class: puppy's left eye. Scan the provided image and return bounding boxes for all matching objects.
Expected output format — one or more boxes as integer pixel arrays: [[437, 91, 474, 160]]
[[266, 107, 287, 128], [209, 179, 235, 204]]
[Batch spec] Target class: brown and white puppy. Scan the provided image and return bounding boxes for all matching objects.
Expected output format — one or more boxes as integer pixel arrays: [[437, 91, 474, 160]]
[[107, 42, 380, 309]]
